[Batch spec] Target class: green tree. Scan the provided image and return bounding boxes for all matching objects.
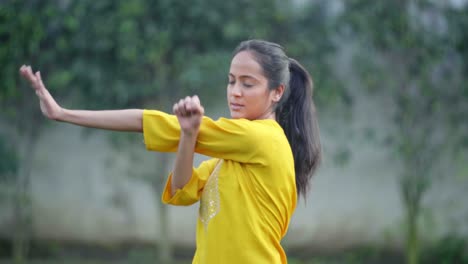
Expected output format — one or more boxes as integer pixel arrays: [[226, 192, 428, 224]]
[[1, 2, 57, 262], [1, 0, 290, 262], [0, 137, 18, 210], [339, 1, 468, 263]]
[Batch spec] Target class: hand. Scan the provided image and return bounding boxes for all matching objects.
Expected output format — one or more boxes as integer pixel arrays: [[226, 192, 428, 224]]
[[173, 95, 204, 136], [19, 65, 63, 120]]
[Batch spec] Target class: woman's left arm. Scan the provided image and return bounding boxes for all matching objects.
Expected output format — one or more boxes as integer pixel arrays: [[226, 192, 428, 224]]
[[143, 110, 268, 164]]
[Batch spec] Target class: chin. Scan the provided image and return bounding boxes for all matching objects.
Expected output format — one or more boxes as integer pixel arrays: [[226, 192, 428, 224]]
[[230, 112, 244, 119]]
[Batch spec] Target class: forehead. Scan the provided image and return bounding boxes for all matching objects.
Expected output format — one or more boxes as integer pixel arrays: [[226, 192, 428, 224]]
[[229, 51, 264, 77]]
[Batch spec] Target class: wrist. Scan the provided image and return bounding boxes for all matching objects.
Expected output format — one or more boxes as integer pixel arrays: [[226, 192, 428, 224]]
[[56, 107, 67, 122], [181, 130, 198, 141]]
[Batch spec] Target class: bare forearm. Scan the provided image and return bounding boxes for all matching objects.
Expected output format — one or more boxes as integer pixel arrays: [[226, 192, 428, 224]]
[[59, 109, 143, 132], [171, 133, 197, 195]]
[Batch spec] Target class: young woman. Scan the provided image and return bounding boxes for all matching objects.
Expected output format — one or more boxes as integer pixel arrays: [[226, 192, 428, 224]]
[[20, 39, 321, 264]]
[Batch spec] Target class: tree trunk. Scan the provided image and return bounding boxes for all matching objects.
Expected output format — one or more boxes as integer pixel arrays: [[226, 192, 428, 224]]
[[155, 153, 173, 263], [158, 194, 172, 263], [13, 125, 40, 264], [12, 176, 29, 264], [401, 173, 424, 264], [406, 205, 419, 264]]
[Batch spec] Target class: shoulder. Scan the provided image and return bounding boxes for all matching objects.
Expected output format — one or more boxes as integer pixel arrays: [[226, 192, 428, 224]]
[[207, 117, 282, 133]]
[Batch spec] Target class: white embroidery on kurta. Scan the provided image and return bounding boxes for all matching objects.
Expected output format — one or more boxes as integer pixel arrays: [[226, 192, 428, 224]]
[[199, 160, 223, 230]]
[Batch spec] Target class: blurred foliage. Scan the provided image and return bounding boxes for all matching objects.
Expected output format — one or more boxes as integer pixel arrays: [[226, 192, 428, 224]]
[[0, 0, 346, 161], [340, 0, 468, 149], [0, 0, 319, 111], [422, 235, 468, 264], [1, 0, 467, 262], [0, 0, 344, 262], [281, 1, 350, 108], [0, 137, 17, 178], [0, 137, 17, 201], [339, 1, 468, 263]]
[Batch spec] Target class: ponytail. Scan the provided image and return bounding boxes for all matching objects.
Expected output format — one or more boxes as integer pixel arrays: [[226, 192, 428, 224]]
[[277, 58, 321, 199], [233, 39, 322, 199]]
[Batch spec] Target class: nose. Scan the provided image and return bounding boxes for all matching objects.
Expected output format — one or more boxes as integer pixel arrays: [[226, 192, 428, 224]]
[[230, 83, 242, 97]]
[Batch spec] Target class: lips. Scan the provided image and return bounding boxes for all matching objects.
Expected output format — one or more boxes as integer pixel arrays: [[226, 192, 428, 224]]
[[230, 103, 244, 111]]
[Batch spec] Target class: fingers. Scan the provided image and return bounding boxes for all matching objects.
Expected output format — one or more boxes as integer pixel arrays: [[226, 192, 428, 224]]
[[36, 71, 42, 85], [173, 97, 190, 117], [173, 99, 184, 116], [19, 65, 35, 82], [173, 95, 204, 116], [19, 65, 43, 91], [187, 95, 203, 115], [183, 96, 192, 114]]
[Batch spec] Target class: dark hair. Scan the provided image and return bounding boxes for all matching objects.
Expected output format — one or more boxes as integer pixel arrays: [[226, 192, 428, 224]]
[[234, 39, 322, 199]]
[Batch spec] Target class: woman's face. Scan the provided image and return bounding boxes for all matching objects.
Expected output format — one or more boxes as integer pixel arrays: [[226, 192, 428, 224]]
[[227, 51, 281, 120]]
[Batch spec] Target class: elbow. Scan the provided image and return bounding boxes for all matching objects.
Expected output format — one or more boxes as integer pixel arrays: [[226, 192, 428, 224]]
[[170, 186, 177, 197], [171, 182, 183, 196], [136, 116, 143, 132], [135, 109, 144, 132]]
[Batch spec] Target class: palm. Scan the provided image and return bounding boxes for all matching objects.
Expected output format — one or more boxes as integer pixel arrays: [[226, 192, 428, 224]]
[[39, 100, 54, 118], [19, 65, 62, 120]]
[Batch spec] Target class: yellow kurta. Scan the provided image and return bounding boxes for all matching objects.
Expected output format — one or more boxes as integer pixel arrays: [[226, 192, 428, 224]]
[[143, 110, 297, 264]]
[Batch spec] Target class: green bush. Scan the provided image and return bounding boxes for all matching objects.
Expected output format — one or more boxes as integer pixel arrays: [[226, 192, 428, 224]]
[[422, 235, 468, 264]]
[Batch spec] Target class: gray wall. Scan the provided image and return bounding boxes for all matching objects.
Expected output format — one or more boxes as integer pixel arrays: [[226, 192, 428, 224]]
[[1, 92, 466, 250]]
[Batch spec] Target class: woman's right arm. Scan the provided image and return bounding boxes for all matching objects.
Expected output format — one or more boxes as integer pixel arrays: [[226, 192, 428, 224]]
[[170, 96, 204, 195], [19, 65, 143, 132]]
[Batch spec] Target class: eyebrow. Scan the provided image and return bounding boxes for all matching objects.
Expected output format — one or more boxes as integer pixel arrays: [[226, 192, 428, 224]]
[[228, 73, 259, 81]]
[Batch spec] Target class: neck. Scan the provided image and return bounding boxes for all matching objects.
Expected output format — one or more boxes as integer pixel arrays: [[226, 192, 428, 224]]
[[256, 111, 276, 120]]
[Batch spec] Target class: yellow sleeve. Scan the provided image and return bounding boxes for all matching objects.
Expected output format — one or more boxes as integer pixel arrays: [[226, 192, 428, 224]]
[[162, 158, 219, 206], [143, 109, 267, 164]]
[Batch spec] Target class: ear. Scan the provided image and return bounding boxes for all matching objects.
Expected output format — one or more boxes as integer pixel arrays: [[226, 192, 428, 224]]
[[271, 84, 285, 103]]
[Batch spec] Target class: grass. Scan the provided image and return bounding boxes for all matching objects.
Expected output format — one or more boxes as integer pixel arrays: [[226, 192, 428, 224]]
[[0, 241, 405, 264]]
